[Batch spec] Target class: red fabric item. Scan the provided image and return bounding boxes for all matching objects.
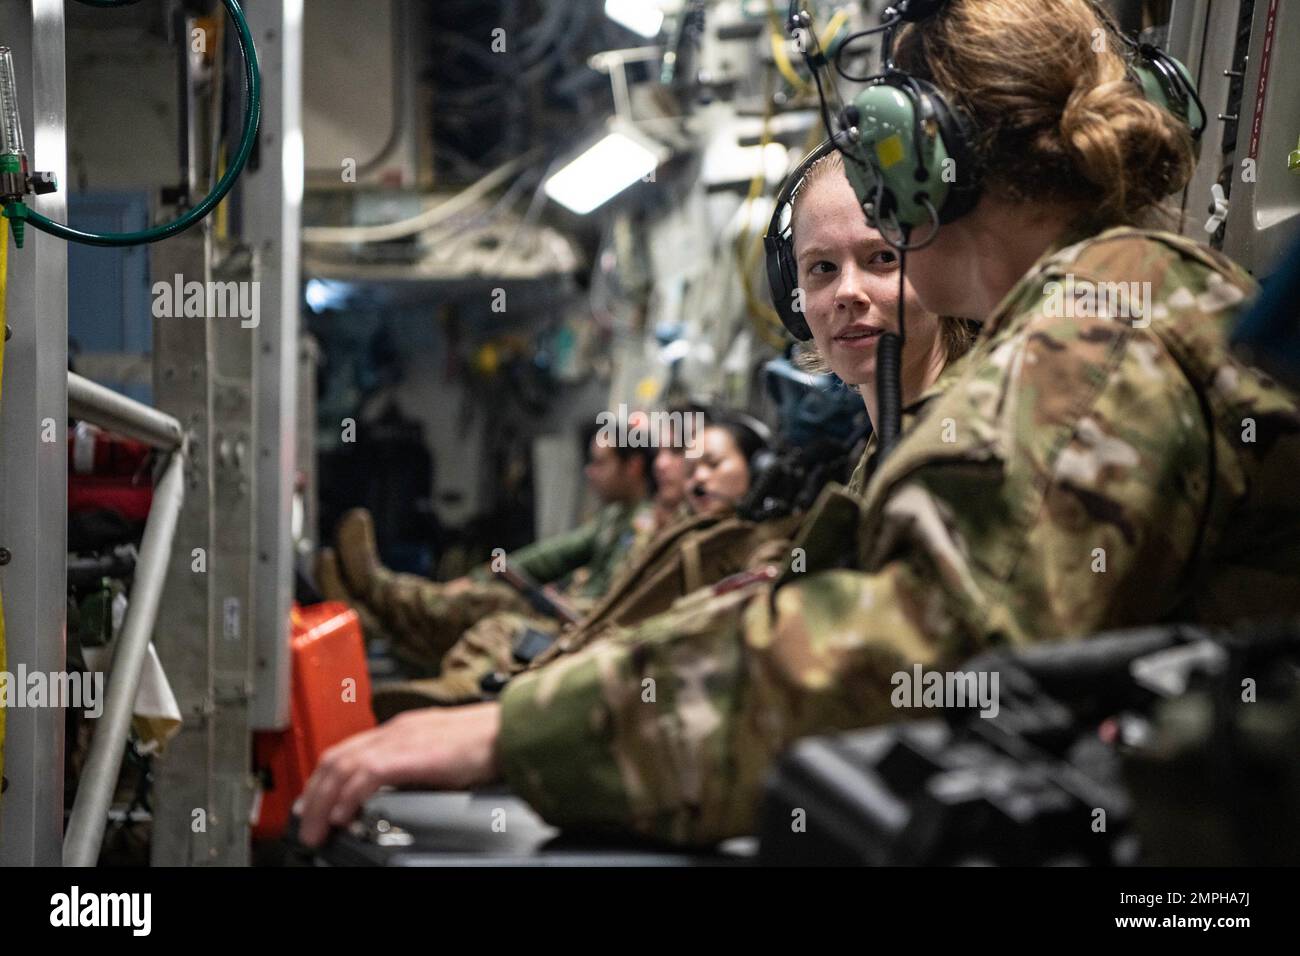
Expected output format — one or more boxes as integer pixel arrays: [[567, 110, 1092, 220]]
[[68, 425, 155, 521], [68, 479, 154, 523]]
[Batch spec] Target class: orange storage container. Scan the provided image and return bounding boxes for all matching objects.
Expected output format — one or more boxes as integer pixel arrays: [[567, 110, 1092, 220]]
[[253, 602, 375, 841]]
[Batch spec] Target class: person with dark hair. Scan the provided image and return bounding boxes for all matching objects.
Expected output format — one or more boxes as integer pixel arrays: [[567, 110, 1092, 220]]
[[579, 417, 659, 501], [684, 413, 767, 517]]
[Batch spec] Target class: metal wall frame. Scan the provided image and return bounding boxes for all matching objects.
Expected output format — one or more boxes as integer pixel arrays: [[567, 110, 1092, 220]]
[[1219, 0, 1299, 275], [148, 227, 229, 866], [148, 0, 302, 864], [246, 0, 302, 732], [1167, 0, 1227, 236], [1170, 0, 1299, 276], [0, 0, 68, 869]]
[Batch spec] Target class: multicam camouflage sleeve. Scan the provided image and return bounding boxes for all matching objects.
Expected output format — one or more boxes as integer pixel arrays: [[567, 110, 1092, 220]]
[[497, 229, 1300, 845]]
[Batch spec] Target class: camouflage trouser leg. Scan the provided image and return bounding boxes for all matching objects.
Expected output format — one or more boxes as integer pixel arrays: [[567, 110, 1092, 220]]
[[371, 611, 560, 720], [369, 573, 534, 674]]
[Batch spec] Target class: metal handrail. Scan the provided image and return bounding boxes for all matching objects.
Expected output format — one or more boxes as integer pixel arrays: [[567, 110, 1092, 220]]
[[63, 450, 185, 867], [68, 371, 184, 450], [62, 374, 188, 867]]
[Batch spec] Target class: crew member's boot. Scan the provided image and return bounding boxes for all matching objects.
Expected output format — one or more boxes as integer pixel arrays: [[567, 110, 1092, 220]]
[[314, 548, 442, 674], [334, 508, 387, 607], [334, 507, 533, 665]]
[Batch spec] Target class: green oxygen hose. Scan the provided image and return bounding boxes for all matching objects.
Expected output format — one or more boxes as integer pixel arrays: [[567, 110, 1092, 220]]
[[2, 0, 261, 247]]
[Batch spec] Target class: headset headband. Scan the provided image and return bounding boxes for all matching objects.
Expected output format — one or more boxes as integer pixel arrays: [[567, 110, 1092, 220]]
[[765, 138, 841, 242], [762, 138, 841, 342]]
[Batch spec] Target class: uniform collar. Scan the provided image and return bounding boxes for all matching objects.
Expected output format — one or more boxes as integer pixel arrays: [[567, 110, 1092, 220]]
[[859, 348, 974, 461], [977, 220, 1114, 340], [914, 346, 972, 405]]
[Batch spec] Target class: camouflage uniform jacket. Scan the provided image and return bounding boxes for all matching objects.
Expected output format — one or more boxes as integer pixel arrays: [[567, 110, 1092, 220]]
[[496, 227, 1300, 845], [474, 499, 658, 602]]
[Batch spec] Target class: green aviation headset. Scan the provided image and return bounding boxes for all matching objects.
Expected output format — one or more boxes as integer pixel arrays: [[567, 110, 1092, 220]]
[[764, 0, 1205, 454], [828, 0, 1206, 243]]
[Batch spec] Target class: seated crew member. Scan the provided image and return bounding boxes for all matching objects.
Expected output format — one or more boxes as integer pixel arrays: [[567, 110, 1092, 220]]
[[317, 418, 658, 672], [685, 416, 767, 517], [786, 146, 977, 492]]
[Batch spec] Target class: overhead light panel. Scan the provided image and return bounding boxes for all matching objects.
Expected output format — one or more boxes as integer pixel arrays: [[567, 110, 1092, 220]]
[[604, 0, 665, 38], [544, 129, 665, 215]]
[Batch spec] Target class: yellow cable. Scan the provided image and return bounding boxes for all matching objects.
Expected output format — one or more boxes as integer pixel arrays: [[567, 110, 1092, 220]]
[[768, 5, 848, 95], [819, 10, 850, 50], [212, 15, 229, 242], [769, 15, 808, 92]]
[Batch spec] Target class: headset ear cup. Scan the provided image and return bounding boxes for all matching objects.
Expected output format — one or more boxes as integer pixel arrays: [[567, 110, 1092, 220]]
[[911, 78, 982, 224], [763, 138, 839, 342], [857, 75, 981, 231], [764, 232, 813, 341], [778, 239, 813, 341], [1133, 49, 1206, 140]]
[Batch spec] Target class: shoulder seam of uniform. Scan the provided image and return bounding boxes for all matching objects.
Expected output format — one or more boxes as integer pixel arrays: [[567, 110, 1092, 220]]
[[1048, 227, 1237, 279]]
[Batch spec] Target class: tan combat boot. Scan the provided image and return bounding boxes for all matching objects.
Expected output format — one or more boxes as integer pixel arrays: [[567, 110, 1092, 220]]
[[315, 547, 443, 674], [335, 508, 388, 606], [315, 546, 356, 604]]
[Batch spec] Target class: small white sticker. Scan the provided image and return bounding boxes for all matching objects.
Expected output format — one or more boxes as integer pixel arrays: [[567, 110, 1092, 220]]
[[223, 597, 241, 640]]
